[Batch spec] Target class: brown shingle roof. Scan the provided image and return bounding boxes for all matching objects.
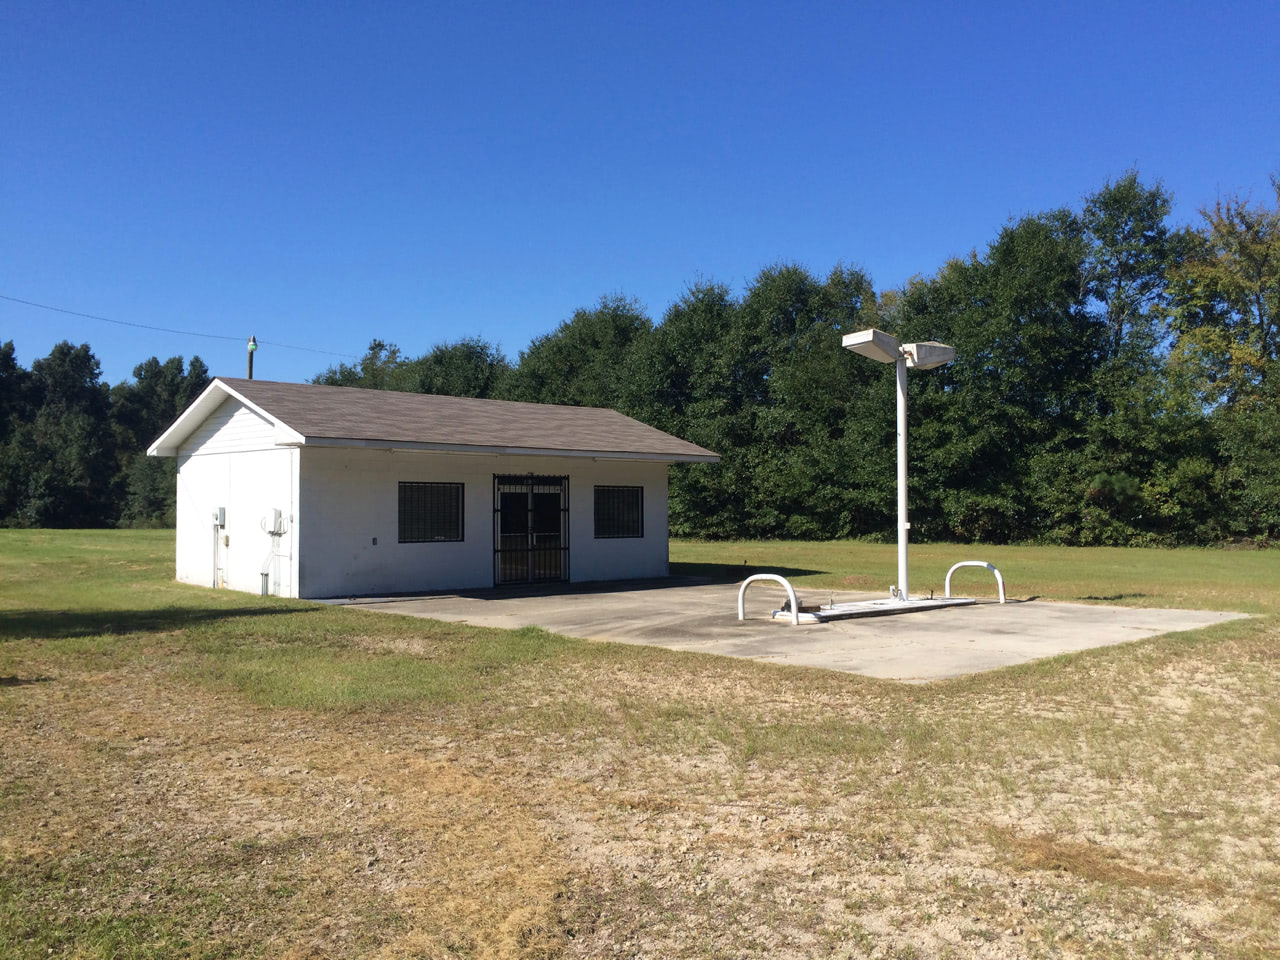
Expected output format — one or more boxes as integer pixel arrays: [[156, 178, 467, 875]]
[[217, 378, 718, 461]]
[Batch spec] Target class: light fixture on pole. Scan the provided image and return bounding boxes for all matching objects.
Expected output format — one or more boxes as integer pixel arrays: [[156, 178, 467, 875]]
[[735, 328, 977, 624], [842, 328, 955, 602], [247, 335, 258, 380]]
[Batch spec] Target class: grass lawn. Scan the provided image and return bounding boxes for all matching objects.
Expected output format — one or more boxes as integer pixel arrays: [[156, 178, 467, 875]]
[[671, 539, 1280, 615], [1, 530, 1278, 959]]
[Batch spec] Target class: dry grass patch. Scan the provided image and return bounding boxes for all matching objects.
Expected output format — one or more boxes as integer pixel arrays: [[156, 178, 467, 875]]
[[1, 664, 570, 959], [994, 828, 1190, 891], [4, 531, 1280, 958]]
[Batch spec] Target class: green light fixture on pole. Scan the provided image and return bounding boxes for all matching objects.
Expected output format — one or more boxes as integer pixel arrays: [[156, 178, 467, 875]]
[[247, 335, 258, 380]]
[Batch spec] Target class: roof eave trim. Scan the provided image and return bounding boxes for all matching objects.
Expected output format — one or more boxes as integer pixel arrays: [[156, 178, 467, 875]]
[[146, 378, 305, 456], [291, 435, 720, 463]]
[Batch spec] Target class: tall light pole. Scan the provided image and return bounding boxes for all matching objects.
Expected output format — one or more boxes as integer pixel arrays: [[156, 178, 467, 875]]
[[842, 329, 955, 602]]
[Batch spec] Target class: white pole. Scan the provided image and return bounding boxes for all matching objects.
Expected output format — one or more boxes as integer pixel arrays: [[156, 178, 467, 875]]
[[843, 330, 953, 604], [896, 354, 909, 601]]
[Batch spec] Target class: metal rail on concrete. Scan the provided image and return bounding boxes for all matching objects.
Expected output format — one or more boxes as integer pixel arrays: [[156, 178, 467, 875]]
[[945, 561, 1006, 603], [738, 574, 801, 626]]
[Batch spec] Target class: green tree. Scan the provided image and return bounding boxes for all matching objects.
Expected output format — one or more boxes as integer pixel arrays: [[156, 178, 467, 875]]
[[740, 264, 885, 539], [0, 341, 35, 521], [405, 336, 511, 398], [1063, 351, 1221, 545], [1081, 171, 1181, 355], [111, 355, 211, 451], [312, 339, 417, 391], [625, 265, 885, 539], [1213, 368, 1280, 540], [897, 210, 1106, 542], [618, 281, 748, 537], [502, 295, 653, 408], [1165, 175, 1280, 542], [111, 355, 211, 527], [1169, 177, 1280, 404], [314, 337, 512, 399], [8, 342, 116, 527]]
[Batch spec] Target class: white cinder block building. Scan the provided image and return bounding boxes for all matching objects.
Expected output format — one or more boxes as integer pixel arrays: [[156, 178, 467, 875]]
[[148, 378, 718, 598]]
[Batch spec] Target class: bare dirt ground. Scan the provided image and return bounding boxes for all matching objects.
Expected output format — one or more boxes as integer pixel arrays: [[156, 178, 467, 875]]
[[4, 622, 1279, 959]]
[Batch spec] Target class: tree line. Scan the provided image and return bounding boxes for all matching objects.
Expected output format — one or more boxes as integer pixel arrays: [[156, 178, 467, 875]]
[[4, 171, 1277, 543], [0, 346, 209, 527]]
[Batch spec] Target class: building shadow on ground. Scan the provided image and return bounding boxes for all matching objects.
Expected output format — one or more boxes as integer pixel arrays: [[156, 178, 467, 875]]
[[0, 605, 309, 642], [668, 562, 823, 584], [322, 566, 826, 606]]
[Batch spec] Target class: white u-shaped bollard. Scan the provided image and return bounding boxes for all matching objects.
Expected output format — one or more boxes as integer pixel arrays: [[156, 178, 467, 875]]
[[944, 561, 1006, 603], [737, 574, 802, 625]]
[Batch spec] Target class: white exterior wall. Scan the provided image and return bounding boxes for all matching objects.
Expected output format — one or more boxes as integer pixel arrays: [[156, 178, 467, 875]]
[[174, 398, 299, 597], [296, 446, 670, 598], [571, 460, 669, 583]]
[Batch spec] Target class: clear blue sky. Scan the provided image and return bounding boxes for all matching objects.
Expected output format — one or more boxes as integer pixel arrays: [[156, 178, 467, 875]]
[[3, 1, 1277, 386]]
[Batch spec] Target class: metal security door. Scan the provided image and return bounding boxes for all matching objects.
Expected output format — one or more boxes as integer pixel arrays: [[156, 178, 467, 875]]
[[493, 475, 569, 585]]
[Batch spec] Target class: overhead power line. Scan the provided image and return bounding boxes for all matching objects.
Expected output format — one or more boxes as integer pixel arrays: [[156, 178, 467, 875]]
[[0, 293, 360, 359]]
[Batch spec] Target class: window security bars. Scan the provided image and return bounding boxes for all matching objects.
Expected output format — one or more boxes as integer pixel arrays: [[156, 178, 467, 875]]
[[594, 485, 643, 539], [398, 482, 463, 543]]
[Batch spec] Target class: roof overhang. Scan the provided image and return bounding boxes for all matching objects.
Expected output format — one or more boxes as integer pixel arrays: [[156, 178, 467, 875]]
[[290, 436, 719, 463], [148, 379, 305, 457], [149, 379, 720, 463]]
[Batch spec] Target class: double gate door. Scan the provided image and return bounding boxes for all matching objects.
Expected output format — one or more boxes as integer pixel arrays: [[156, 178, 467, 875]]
[[493, 475, 569, 585]]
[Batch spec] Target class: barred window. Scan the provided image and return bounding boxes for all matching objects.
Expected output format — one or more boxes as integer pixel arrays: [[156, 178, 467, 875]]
[[594, 485, 643, 539], [398, 482, 463, 543]]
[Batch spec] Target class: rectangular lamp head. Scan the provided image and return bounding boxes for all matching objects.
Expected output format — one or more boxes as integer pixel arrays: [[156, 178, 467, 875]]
[[903, 341, 956, 370], [841, 328, 901, 363]]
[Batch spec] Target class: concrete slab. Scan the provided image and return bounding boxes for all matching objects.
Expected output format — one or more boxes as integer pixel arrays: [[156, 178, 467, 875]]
[[330, 579, 1249, 683]]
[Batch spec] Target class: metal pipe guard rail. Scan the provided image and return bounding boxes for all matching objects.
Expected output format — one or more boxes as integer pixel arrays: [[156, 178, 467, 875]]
[[737, 574, 801, 625], [944, 561, 1006, 603]]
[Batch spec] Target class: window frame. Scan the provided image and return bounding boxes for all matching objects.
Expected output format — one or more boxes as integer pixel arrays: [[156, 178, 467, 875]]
[[593, 485, 644, 539], [398, 481, 464, 543]]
